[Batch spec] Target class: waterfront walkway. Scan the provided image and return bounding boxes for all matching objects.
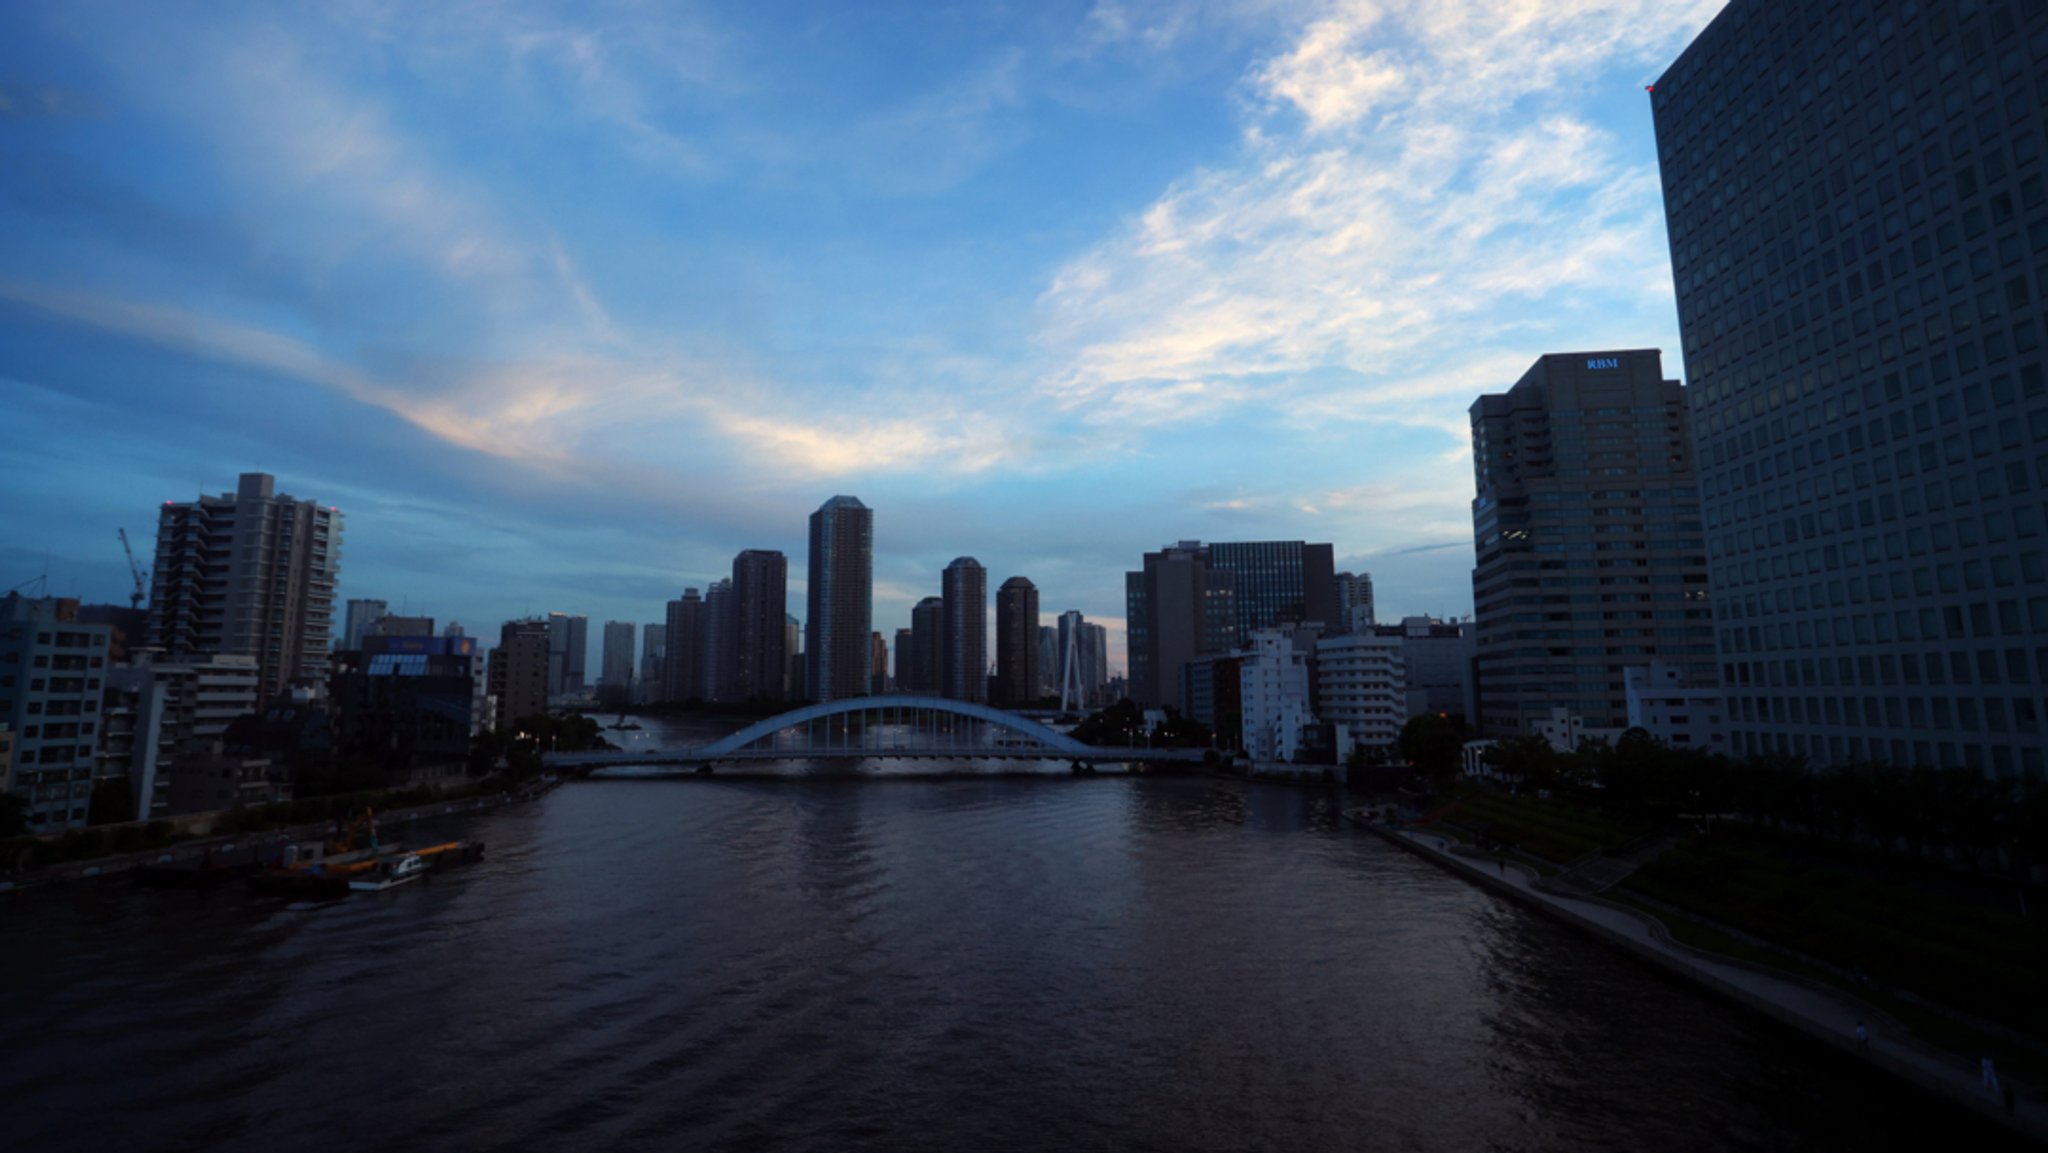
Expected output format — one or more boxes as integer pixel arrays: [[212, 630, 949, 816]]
[[1357, 815, 2048, 1143]]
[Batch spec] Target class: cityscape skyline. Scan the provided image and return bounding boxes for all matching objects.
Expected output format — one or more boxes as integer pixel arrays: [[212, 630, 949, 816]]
[[0, 2, 1721, 665]]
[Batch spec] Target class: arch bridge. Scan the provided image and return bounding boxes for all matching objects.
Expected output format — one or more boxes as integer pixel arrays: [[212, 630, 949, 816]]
[[547, 695, 1204, 772]]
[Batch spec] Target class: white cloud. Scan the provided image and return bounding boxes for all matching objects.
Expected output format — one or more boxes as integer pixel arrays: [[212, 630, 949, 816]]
[[1036, 0, 1720, 436]]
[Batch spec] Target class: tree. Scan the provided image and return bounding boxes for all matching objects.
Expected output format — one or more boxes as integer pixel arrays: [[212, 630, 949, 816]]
[[1482, 735, 1563, 790], [0, 792, 27, 838], [86, 778, 136, 827], [1397, 714, 1470, 786]]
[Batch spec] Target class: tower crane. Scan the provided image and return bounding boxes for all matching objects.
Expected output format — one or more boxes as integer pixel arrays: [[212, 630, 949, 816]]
[[118, 528, 147, 611]]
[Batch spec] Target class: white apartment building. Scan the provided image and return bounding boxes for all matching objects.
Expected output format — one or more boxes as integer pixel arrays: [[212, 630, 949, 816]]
[[1315, 631, 1406, 760], [1624, 661, 1728, 754]]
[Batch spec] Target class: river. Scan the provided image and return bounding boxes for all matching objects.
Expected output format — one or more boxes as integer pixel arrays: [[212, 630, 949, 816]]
[[0, 726, 2025, 1151]]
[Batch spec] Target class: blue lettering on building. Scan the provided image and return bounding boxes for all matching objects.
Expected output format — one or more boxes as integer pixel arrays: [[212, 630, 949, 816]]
[[1586, 357, 1621, 370]]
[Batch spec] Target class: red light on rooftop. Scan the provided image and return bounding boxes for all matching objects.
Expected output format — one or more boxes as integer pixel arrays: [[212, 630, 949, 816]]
[[1644, 84, 1656, 93]]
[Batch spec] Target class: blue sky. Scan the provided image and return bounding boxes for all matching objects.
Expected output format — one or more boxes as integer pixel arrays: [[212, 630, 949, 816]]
[[0, 0, 1724, 673]]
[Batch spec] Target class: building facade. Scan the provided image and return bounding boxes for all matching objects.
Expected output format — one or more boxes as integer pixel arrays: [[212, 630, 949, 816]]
[[1624, 661, 1729, 755], [489, 619, 551, 730], [1469, 351, 1716, 739], [545, 613, 588, 699], [0, 594, 113, 830], [103, 652, 261, 819], [1316, 631, 1407, 758], [941, 557, 988, 703], [1238, 626, 1319, 764], [1655, 0, 2048, 774], [732, 549, 789, 701], [1378, 615, 1472, 721], [993, 576, 1040, 707], [330, 634, 486, 777], [148, 472, 341, 700], [1333, 571, 1376, 635], [601, 621, 636, 690], [343, 599, 388, 651], [664, 590, 704, 703], [909, 596, 944, 695], [1207, 541, 1339, 638], [806, 495, 873, 703]]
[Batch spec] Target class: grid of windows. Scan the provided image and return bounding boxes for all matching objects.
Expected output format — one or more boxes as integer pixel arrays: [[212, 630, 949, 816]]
[[1655, 0, 2048, 776]]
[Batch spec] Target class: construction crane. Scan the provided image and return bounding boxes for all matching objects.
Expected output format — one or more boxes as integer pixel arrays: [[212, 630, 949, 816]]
[[118, 528, 147, 610]]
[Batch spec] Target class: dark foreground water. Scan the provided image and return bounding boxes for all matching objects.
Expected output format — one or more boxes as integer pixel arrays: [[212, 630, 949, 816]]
[[0, 775, 2023, 1152]]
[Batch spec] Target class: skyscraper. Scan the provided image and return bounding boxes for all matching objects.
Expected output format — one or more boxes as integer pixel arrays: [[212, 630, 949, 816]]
[[894, 627, 915, 691], [909, 596, 944, 694], [806, 495, 873, 702], [941, 557, 988, 702], [702, 579, 735, 702], [731, 549, 789, 701], [148, 472, 341, 700], [640, 623, 665, 695], [1469, 351, 1713, 739], [546, 612, 589, 698], [1125, 543, 1232, 709], [601, 621, 636, 689], [1656, 0, 2048, 775], [663, 590, 704, 703], [870, 632, 889, 695], [343, 599, 387, 650], [994, 576, 1040, 706]]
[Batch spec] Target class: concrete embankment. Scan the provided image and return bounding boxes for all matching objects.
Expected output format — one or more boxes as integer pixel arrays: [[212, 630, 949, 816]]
[[2, 777, 562, 893], [1350, 811, 2047, 1144]]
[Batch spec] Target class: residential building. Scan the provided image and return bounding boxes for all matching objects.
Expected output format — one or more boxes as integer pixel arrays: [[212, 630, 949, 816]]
[[489, 619, 551, 730], [664, 590, 704, 703], [702, 579, 736, 702], [909, 596, 944, 694], [941, 557, 988, 703], [994, 577, 1040, 707], [102, 653, 261, 819], [1238, 626, 1319, 764], [894, 628, 915, 691], [732, 549, 789, 701], [1469, 350, 1715, 739], [1038, 626, 1058, 698], [0, 723, 13, 798], [871, 632, 889, 695], [1625, 661, 1729, 755], [148, 472, 341, 700], [344, 599, 388, 650], [806, 495, 873, 703], [0, 594, 112, 830], [1316, 631, 1407, 759], [374, 615, 433, 639], [639, 623, 665, 702], [1655, 0, 2048, 774], [784, 614, 802, 698]]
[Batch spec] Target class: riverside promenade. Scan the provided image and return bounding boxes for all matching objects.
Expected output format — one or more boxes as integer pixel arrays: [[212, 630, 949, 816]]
[[1353, 812, 2047, 1143]]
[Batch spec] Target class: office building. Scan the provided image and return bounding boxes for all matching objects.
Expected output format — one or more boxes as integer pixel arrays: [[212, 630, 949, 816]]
[[601, 621, 636, 689], [443, 621, 466, 638], [909, 596, 944, 694], [1125, 543, 1232, 709], [374, 615, 433, 639], [639, 623, 665, 700], [1038, 626, 1058, 698], [893, 628, 914, 691], [330, 634, 486, 777], [1207, 541, 1339, 637], [1469, 351, 1715, 739], [489, 619, 551, 730], [1655, 0, 2048, 773], [148, 472, 341, 700], [807, 495, 873, 703], [732, 549, 789, 701], [664, 590, 704, 703], [941, 557, 988, 703], [344, 599, 388, 650], [994, 577, 1040, 707], [0, 594, 113, 831], [871, 632, 890, 695]]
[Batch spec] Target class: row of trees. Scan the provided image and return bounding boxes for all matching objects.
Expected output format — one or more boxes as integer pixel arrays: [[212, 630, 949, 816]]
[[1474, 726, 2048, 878]]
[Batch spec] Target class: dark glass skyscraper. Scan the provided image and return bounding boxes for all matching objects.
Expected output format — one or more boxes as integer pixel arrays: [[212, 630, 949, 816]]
[[806, 496, 873, 703], [1469, 351, 1713, 738], [1205, 541, 1337, 639], [1655, 0, 2048, 774], [731, 549, 788, 702], [994, 576, 1039, 706], [941, 557, 988, 703]]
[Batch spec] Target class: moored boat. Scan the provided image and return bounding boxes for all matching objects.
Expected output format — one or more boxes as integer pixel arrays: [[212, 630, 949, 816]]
[[349, 853, 429, 892]]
